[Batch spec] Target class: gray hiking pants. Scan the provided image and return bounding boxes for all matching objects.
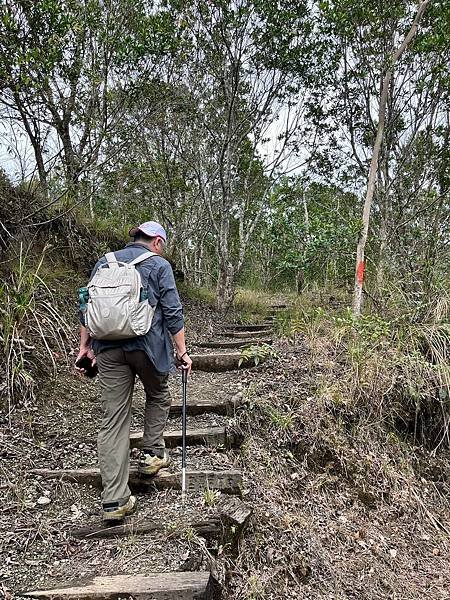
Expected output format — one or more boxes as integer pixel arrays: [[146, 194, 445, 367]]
[[96, 348, 171, 503]]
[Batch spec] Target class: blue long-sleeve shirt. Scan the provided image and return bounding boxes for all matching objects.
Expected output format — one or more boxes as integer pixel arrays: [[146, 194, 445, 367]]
[[81, 242, 184, 374]]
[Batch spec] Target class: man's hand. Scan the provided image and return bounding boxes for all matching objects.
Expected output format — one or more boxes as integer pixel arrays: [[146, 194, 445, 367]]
[[76, 326, 96, 374], [75, 345, 96, 374], [172, 327, 192, 375], [177, 352, 192, 375]]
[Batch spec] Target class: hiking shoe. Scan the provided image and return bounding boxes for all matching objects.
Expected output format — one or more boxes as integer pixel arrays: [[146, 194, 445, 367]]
[[102, 495, 136, 522], [138, 449, 171, 476]]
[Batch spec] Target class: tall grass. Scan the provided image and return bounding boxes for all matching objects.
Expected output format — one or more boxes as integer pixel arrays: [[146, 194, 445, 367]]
[[277, 298, 450, 451], [180, 284, 276, 320], [178, 283, 216, 306], [232, 288, 270, 323], [0, 243, 71, 417]]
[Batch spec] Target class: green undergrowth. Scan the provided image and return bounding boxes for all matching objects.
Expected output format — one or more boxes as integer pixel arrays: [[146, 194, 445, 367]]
[[0, 178, 106, 411], [180, 284, 285, 323], [178, 283, 217, 307], [274, 292, 450, 450], [239, 343, 277, 367]]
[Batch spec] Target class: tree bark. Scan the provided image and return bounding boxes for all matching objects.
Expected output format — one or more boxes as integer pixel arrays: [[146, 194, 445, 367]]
[[216, 203, 234, 310], [296, 269, 305, 295], [216, 257, 235, 312], [297, 187, 309, 294], [352, 0, 431, 315]]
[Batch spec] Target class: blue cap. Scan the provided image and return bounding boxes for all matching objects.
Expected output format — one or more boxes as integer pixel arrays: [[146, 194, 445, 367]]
[[129, 221, 167, 242]]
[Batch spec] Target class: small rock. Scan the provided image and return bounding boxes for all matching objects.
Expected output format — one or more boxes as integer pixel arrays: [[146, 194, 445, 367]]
[[37, 496, 51, 506]]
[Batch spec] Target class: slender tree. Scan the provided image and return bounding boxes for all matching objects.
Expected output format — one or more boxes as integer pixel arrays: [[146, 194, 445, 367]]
[[352, 0, 432, 314]]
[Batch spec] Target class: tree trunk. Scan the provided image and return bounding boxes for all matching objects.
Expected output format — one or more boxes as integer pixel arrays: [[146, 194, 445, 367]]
[[216, 257, 234, 312], [296, 269, 305, 295], [298, 187, 309, 294], [216, 216, 234, 311], [216, 178, 235, 309], [376, 215, 388, 290], [196, 241, 204, 286], [14, 94, 49, 198], [61, 131, 79, 204], [352, 0, 431, 316], [302, 188, 309, 229], [88, 180, 95, 219]]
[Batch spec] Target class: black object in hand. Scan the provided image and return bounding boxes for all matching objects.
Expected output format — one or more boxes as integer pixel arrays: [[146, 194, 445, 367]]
[[175, 353, 188, 369], [75, 356, 98, 378]]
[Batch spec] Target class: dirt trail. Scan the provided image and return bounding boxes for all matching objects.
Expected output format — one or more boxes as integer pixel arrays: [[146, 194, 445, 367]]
[[1, 313, 274, 598]]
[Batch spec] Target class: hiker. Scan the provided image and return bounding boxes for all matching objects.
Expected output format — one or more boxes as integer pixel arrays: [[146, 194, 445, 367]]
[[75, 221, 192, 521]]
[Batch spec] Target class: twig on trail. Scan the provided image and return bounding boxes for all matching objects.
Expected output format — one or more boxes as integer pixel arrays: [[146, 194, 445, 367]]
[[80, 519, 144, 540], [411, 489, 450, 537], [430, 481, 450, 509], [0, 464, 15, 490], [22, 518, 47, 555], [22, 528, 35, 556], [2, 438, 53, 457], [0, 504, 17, 513]]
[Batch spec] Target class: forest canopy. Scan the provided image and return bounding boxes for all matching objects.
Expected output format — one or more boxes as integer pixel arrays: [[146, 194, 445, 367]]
[[0, 0, 448, 312]]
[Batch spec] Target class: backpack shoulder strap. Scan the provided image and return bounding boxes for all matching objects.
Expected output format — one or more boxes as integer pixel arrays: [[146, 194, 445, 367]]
[[129, 251, 157, 266], [105, 252, 118, 269]]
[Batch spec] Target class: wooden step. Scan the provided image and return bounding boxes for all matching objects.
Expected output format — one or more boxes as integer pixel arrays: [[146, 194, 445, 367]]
[[70, 516, 222, 541], [70, 496, 252, 541], [224, 324, 272, 332], [196, 338, 272, 349], [191, 352, 266, 372], [23, 571, 221, 599], [130, 426, 232, 449], [31, 467, 243, 495], [169, 393, 242, 416], [218, 330, 272, 339], [219, 495, 253, 534]]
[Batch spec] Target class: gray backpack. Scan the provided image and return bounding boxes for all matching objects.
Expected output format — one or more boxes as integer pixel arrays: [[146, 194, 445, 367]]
[[85, 251, 156, 340]]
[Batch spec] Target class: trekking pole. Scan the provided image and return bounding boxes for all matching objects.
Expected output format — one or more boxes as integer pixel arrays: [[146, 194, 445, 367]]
[[181, 366, 188, 503]]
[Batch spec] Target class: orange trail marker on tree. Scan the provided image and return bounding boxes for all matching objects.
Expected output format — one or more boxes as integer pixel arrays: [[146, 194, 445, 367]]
[[356, 260, 365, 285]]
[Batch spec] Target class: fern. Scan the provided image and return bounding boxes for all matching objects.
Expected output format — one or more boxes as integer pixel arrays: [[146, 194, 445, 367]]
[[238, 343, 277, 367]]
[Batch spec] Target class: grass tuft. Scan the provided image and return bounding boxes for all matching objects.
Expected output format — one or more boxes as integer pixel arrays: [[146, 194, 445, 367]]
[[0, 243, 71, 415]]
